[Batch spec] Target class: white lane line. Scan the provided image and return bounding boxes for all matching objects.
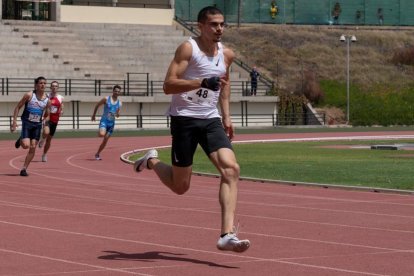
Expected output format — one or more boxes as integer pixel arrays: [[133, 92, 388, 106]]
[[0, 220, 396, 276], [0, 199, 411, 252], [0, 248, 152, 276], [1, 180, 413, 234]]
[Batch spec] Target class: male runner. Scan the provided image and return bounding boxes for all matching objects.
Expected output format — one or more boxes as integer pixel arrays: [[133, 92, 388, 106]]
[[133, 6, 250, 253]]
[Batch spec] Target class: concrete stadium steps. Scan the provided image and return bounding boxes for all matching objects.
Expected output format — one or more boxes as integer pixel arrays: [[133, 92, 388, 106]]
[[68, 23, 183, 79], [69, 22, 181, 31], [72, 28, 185, 36], [2, 20, 64, 27], [1, 20, 125, 80], [71, 31, 184, 49], [69, 22, 244, 83], [0, 20, 251, 94], [0, 68, 91, 79], [93, 46, 175, 55], [0, 23, 88, 79]]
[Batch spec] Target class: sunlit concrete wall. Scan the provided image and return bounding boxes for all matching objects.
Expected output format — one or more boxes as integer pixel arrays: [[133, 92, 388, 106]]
[[60, 6, 174, 25]]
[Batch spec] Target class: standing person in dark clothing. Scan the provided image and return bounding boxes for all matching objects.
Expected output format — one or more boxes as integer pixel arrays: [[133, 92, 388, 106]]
[[332, 2, 341, 25], [377, 8, 384, 26], [250, 66, 260, 96]]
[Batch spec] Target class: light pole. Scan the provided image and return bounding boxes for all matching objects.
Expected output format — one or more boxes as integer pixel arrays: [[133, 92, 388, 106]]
[[340, 34, 357, 124]]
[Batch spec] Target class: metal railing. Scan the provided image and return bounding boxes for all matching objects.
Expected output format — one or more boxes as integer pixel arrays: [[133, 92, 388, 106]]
[[0, 76, 270, 97], [0, 113, 325, 131]]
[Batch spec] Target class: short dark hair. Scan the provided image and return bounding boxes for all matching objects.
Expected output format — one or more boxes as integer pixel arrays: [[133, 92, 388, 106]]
[[50, 80, 59, 87], [197, 6, 223, 23], [113, 85, 122, 91], [35, 76, 46, 84]]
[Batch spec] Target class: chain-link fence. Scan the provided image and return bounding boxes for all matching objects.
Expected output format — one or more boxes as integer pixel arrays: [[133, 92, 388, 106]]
[[175, 0, 414, 26]]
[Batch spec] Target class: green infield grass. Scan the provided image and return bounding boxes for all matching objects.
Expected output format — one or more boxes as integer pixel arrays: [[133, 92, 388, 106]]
[[130, 140, 414, 191], [3, 127, 413, 190], [1, 125, 414, 141]]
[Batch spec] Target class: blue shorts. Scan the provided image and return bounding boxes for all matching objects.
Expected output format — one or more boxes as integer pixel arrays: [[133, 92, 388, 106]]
[[99, 119, 115, 135], [21, 120, 42, 141]]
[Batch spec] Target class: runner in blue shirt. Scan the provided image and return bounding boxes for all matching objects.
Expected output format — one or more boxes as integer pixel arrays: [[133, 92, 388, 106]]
[[11, 76, 50, 176], [91, 85, 122, 160]]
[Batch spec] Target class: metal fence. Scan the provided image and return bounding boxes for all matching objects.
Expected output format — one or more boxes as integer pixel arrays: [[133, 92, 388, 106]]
[[175, 0, 414, 26], [0, 76, 271, 97], [0, 113, 325, 131]]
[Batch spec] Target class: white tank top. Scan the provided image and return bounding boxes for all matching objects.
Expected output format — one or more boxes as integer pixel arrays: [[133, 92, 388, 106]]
[[167, 37, 227, 119]]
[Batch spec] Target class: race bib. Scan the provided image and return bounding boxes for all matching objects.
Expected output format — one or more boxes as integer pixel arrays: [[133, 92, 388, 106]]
[[50, 106, 58, 114], [28, 113, 41, 123], [185, 88, 214, 105]]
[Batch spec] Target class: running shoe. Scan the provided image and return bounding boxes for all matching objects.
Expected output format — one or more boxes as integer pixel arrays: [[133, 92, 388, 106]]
[[95, 154, 102, 161], [20, 169, 28, 177], [42, 154, 47, 162], [217, 233, 250, 253], [15, 137, 21, 149], [133, 149, 158, 172]]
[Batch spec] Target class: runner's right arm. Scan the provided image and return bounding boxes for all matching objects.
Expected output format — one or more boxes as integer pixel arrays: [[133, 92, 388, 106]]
[[10, 92, 31, 132], [91, 98, 107, 121]]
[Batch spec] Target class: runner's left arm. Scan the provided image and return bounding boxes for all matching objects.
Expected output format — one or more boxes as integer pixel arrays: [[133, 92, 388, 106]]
[[116, 102, 122, 118], [43, 101, 51, 124], [219, 48, 235, 140]]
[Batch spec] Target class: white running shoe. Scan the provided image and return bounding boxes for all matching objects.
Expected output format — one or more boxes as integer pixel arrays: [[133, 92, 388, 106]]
[[41, 154, 47, 162], [38, 139, 44, 148], [217, 233, 250, 253], [95, 154, 102, 161], [133, 149, 158, 172]]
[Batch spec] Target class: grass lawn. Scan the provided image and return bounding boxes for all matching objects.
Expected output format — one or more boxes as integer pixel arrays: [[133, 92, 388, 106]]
[[136, 140, 414, 191], [1, 126, 414, 141], [3, 128, 413, 190]]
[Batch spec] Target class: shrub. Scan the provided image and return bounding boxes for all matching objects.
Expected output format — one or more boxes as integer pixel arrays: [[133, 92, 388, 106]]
[[392, 47, 414, 65], [319, 80, 414, 126], [278, 92, 307, 125], [302, 70, 324, 104]]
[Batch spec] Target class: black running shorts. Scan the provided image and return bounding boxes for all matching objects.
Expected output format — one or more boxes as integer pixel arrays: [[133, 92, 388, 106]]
[[46, 121, 58, 137], [170, 116, 233, 167]]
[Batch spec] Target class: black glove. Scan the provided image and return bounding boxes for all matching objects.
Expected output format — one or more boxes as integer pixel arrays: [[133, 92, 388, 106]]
[[201, 76, 221, 91]]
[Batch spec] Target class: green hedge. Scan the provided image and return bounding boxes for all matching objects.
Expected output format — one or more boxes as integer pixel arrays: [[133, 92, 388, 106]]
[[319, 80, 414, 126]]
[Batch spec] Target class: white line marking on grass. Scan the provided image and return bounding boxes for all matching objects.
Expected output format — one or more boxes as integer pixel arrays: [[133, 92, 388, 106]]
[[233, 135, 414, 144]]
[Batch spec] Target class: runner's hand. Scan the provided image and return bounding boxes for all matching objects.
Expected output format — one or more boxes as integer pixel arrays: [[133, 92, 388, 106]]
[[201, 76, 221, 91], [10, 121, 17, 133]]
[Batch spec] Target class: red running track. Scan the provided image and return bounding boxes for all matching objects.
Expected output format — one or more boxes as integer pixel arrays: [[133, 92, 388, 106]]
[[1, 131, 414, 276]]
